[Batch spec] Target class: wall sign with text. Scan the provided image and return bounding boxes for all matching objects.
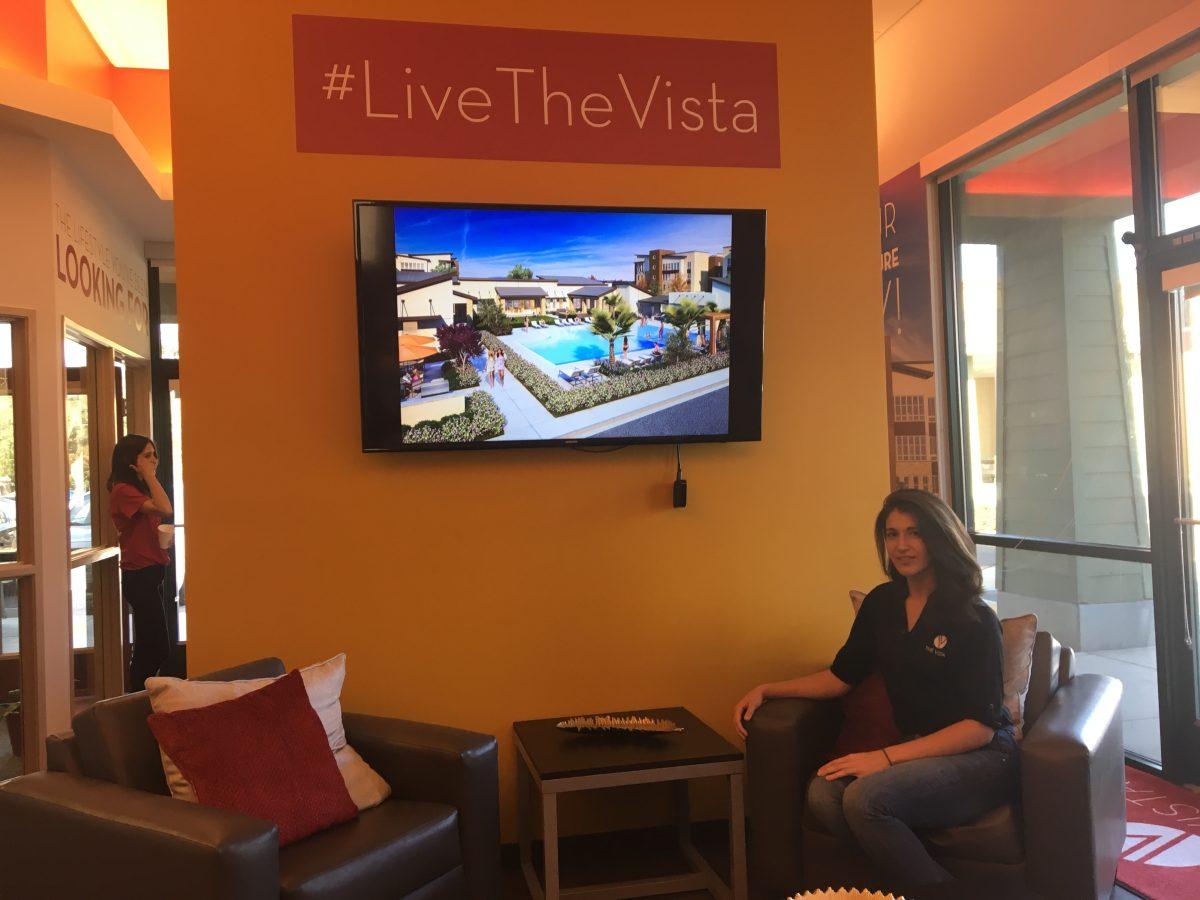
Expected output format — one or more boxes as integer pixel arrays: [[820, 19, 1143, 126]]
[[879, 165, 938, 494], [292, 16, 780, 168]]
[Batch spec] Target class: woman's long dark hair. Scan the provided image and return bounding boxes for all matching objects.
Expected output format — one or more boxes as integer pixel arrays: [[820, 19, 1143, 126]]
[[106, 433, 155, 494], [874, 489, 982, 605]]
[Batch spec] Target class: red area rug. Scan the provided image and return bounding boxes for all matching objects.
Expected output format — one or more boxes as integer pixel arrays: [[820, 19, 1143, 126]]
[[1120, 766, 1200, 898]]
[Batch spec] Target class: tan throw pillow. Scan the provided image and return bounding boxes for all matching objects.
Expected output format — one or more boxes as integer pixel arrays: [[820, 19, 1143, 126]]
[[849, 589, 867, 614], [1000, 614, 1037, 740], [145, 653, 391, 811]]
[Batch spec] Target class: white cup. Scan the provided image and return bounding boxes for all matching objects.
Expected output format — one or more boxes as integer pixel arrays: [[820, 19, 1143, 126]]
[[157, 524, 175, 549]]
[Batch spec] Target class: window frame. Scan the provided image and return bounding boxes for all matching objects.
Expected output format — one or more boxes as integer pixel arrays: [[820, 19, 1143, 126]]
[[934, 64, 1200, 775]]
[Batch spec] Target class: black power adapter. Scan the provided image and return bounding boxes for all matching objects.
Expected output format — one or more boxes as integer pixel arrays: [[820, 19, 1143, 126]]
[[673, 444, 687, 508]]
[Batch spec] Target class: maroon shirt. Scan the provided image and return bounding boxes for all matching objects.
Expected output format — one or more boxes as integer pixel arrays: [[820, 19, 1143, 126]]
[[110, 483, 170, 570]]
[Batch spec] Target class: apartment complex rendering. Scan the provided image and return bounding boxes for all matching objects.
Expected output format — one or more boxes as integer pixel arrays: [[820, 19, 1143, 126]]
[[395, 252, 457, 272], [397, 272, 626, 328]]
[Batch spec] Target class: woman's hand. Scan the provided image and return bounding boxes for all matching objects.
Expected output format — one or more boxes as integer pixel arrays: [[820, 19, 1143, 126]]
[[133, 455, 158, 483], [816, 750, 890, 781], [733, 686, 766, 739]]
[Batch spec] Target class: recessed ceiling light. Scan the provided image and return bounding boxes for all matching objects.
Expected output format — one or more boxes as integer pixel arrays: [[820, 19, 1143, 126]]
[[71, 0, 169, 70]]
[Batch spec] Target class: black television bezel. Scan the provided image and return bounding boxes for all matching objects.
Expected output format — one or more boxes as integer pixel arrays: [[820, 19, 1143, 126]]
[[355, 199, 764, 453]]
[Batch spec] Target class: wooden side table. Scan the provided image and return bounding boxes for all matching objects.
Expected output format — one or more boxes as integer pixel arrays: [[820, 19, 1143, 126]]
[[513, 706, 748, 900]]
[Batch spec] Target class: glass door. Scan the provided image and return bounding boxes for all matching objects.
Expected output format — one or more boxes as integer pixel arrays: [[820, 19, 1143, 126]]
[[1155, 261, 1200, 779]]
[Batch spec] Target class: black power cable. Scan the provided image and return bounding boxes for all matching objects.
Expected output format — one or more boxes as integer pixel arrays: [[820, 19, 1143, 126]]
[[673, 443, 687, 508]]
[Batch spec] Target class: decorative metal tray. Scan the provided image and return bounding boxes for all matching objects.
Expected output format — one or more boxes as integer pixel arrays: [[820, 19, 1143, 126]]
[[556, 714, 684, 734]]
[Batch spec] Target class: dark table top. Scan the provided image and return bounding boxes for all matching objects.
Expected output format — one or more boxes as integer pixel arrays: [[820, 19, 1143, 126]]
[[512, 706, 742, 781]]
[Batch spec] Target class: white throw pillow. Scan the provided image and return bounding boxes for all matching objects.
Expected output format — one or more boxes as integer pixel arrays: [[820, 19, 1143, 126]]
[[145, 653, 391, 811]]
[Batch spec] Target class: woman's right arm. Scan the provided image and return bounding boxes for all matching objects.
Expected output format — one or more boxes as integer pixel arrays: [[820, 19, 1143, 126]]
[[733, 669, 850, 738]]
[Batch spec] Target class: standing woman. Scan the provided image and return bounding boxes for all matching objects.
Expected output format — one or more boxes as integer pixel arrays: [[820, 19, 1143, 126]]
[[107, 434, 173, 691], [733, 489, 1017, 892]]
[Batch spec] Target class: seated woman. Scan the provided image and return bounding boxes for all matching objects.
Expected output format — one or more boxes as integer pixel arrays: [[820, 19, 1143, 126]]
[[733, 489, 1016, 892]]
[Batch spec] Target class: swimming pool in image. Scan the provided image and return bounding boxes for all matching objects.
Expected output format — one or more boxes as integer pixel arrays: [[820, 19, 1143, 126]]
[[508, 323, 687, 365]]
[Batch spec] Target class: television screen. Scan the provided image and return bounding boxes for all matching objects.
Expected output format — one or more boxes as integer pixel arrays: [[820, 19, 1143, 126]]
[[355, 201, 764, 451]]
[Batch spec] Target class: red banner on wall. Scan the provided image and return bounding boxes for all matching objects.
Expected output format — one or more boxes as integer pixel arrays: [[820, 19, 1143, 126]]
[[292, 15, 780, 168]]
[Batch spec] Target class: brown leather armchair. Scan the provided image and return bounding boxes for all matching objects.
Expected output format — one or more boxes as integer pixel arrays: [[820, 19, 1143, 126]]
[[0, 658, 501, 899], [745, 633, 1126, 900]]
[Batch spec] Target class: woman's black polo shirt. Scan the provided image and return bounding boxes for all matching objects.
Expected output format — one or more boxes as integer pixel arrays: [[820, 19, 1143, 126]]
[[830, 580, 1011, 736]]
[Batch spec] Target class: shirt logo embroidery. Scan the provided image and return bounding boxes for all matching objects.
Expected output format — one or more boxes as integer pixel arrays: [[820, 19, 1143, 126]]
[[925, 634, 949, 658]]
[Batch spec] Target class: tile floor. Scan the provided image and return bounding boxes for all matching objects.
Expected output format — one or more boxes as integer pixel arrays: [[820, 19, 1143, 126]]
[[1076, 644, 1161, 763]]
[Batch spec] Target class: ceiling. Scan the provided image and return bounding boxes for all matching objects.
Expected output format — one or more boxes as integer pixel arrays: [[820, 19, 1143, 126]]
[[71, 0, 169, 69], [874, 0, 921, 41]]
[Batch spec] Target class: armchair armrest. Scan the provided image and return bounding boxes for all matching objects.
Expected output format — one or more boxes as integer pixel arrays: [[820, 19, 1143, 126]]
[[0, 771, 278, 900], [344, 712, 500, 900], [744, 698, 842, 899], [1020, 674, 1124, 900]]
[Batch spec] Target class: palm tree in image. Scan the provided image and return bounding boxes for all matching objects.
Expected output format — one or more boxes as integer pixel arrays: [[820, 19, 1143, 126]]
[[591, 302, 639, 366], [662, 299, 703, 340]]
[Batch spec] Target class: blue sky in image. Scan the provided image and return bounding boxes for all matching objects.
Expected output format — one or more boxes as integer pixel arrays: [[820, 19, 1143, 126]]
[[394, 207, 731, 281]]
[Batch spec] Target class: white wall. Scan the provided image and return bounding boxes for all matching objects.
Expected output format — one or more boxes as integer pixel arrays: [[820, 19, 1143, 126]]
[[0, 132, 157, 749], [51, 154, 151, 357], [712, 280, 731, 310], [397, 279, 458, 320], [0, 134, 72, 745]]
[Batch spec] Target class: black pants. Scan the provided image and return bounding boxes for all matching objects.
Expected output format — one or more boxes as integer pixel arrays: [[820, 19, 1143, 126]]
[[122, 565, 169, 691]]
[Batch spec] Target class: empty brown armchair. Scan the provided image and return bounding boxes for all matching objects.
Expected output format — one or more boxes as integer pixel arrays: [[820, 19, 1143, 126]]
[[745, 633, 1125, 900], [0, 658, 501, 899]]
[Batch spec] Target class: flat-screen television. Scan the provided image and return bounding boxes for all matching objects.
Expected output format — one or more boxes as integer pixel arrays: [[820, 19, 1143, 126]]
[[354, 201, 764, 452]]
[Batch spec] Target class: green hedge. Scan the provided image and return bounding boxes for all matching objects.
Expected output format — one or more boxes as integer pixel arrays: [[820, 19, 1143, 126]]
[[401, 391, 506, 443], [480, 332, 728, 417], [443, 361, 481, 390]]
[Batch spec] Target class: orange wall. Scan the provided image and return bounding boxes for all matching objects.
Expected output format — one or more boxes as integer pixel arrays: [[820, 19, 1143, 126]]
[[0, 0, 46, 78], [111, 68, 172, 173], [170, 0, 889, 838], [875, 0, 1197, 181]]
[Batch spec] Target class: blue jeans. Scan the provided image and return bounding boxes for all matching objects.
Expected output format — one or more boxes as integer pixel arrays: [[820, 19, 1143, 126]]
[[805, 731, 1019, 888]]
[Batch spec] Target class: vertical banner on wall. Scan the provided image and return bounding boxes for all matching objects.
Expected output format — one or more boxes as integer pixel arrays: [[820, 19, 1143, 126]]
[[880, 164, 937, 494]]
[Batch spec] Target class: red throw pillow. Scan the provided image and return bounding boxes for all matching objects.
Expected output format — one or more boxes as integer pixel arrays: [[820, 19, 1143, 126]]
[[147, 669, 358, 845], [830, 670, 903, 759]]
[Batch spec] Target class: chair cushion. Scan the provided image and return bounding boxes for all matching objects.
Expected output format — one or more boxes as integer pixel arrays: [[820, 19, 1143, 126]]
[[1023, 632, 1061, 732], [147, 653, 391, 812], [147, 670, 359, 846], [279, 799, 461, 900], [69, 657, 286, 792], [923, 803, 1024, 865]]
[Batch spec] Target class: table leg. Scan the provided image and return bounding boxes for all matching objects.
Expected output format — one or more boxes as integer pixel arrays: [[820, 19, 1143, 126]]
[[543, 791, 560, 900], [729, 772, 747, 900], [673, 779, 691, 847], [518, 755, 532, 870]]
